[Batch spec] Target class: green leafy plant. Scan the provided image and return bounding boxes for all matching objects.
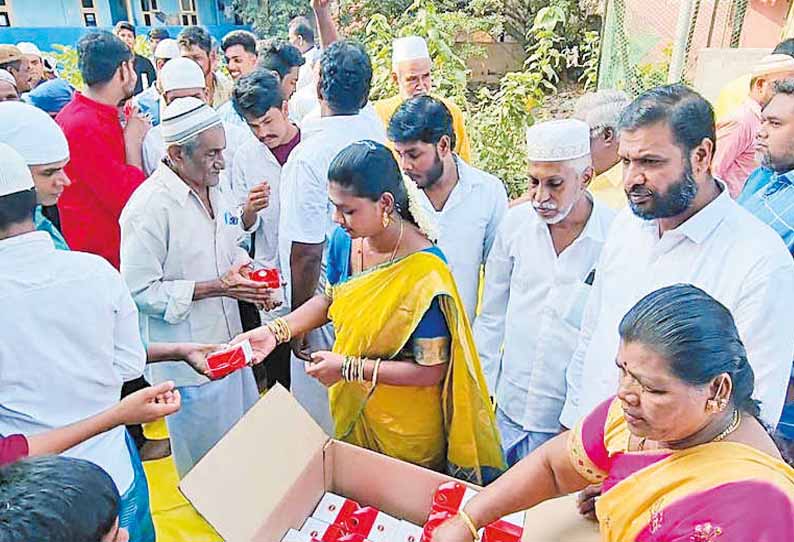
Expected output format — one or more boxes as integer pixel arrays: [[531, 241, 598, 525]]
[[578, 30, 600, 91], [232, 0, 311, 38], [50, 44, 83, 90], [525, 5, 567, 93]]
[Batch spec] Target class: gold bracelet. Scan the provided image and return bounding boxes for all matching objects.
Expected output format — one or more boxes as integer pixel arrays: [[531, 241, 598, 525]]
[[266, 317, 292, 344], [371, 359, 382, 389], [458, 510, 481, 541], [357, 357, 366, 383]]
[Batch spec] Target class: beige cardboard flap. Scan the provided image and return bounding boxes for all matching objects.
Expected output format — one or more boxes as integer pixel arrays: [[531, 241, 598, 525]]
[[521, 494, 600, 542], [180, 384, 329, 542]]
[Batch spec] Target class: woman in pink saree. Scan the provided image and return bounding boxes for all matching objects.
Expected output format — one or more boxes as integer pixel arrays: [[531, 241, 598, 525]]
[[432, 284, 794, 542]]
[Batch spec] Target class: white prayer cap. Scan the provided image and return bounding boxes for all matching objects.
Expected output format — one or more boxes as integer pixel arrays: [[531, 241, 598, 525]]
[[16, 42, 43, 58], [0, 143, 34, 197], [526, 119, 591, 162], [160, 57, 206, 93], [752, 53, 794, 78], [392, 36, 430, 66], [154, 38, 181, 60], [161, 97, 222, 146], [0, 69, 16, 88], [0, 101, 69, 166]]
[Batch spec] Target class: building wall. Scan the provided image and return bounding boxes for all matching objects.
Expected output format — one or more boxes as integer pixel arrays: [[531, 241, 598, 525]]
[[130, 0, 234, 26], [4, 0, 113, 27]]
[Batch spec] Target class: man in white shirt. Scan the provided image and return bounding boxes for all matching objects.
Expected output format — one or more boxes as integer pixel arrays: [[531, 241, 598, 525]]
[[120, 98, 274, 477], [474, 119, 616, 466], [142, 57, 251, 192], [289, 14, 322, 91], [388, 96, 507, 322], [0, 143, 153, 540], [133, 38, 180, 127], [561, 84, 794, 430], [279, 41, 386, 433], [230, 68, 302, 389]]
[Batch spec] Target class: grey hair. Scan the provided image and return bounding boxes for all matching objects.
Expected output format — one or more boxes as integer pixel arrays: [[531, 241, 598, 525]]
[[574, 90, 631, 135], [773, 77, 794, 97], [567, 154, 593, 176], [180, 134, 202, 157]]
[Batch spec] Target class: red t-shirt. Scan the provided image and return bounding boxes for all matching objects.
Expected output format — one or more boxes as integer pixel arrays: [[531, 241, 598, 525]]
[[0, 435, 29, 466], [56, 92, 146, 269], [271, 129, 301, 166]]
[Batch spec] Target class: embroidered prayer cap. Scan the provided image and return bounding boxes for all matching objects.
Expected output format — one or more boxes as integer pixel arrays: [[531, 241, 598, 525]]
[[161, 97, 222, 146], [0, 45, 24, 65], [752, 54, 794, 78], [0, 101, 70, 166], [0, 143, 34, 197], [154, 38, 181, 60], [160, 57, 206, 93], [0, 69, 16, 89], [392, 36, 430, 67], [16, 42, 43, 59], [526, 119, 591, 162]]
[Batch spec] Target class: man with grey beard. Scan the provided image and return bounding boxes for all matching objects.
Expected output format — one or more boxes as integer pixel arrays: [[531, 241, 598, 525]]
[[560, 84, 794, 434], [473, 119, 616, 466]]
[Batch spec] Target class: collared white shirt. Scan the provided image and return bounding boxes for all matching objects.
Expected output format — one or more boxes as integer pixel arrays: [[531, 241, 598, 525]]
[[141, 121, 253, 193], [230, 137, 288, 321], [0, 231, 145, 494], [217, 100, 247, 129], [289, 81, 319, 125], [474, 198, 615, 433], [120, 162, 253, 387], [297, 46, 322, 91], [418, 156, 508, 322], [560, 183, 794, 428], [279, 111, 387, 303]]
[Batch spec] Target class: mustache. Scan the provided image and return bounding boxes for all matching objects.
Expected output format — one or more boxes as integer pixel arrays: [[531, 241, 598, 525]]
[[533, 201, 558, 211], [627, 185, 653, 197]]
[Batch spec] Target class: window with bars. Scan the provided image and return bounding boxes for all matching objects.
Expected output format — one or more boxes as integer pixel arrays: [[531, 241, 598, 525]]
[[0, 0, 12, 28], [80, 0, 98, 27], [141, 0, 158, 26], [180, 0, 198, 25]]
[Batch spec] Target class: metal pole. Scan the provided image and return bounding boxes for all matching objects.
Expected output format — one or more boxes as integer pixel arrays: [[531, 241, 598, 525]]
[[706, 0, 720, 48], [668, 0, 696, 83], [125, 0, 134, 24]]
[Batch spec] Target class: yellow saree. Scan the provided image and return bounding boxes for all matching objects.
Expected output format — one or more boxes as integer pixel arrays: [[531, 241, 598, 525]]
[[326, 250, 505, 484]]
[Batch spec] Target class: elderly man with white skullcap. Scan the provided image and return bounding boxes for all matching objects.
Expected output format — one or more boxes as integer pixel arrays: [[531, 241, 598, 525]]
[[473, 119, 616, 466], [373, 36, 471, 162], [0, 142, 156, 541], [133, 38, 182, 127], [142, 56, 251, 184], [0, 101, 71, 249], [120, 97, 275, 478]]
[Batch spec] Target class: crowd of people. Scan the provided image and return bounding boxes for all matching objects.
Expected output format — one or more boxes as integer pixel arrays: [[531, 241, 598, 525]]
[[2, 1, 794, 540]]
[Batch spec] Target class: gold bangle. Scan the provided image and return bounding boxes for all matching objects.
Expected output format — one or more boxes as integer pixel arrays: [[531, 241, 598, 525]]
[[266, 317, 292, 344], [458, 510, 480, 541], [371, 359, 382, 389]]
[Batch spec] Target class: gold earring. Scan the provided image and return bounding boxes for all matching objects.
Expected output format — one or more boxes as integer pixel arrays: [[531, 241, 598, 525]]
[[382, 211, 391, 229], [706, 399, 719, 414], [718, 398, 728, 411]]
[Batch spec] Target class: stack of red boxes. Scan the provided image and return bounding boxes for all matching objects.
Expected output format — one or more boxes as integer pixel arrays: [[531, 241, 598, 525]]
[[422, 482, 524, 542], [281, 493, 423, 542], [205, 339, 254, 380]]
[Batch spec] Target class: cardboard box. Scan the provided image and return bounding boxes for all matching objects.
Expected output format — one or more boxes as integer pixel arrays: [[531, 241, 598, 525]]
[[180, 385, 599, 542]]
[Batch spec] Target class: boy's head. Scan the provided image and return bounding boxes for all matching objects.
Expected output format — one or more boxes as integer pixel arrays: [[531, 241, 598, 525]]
[[0, 456, 125, 542]]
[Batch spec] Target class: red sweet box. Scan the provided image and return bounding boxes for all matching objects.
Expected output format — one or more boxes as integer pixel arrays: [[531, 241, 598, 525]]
[[206, 340, 254, 380], [312, 493, 361, 526], [250, 267, 284, 305], [430, 482, 479, 515], [341, 506, 401, 542]]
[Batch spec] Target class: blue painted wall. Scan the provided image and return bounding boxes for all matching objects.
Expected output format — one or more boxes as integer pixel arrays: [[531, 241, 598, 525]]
[[0, 25, 250, 53]]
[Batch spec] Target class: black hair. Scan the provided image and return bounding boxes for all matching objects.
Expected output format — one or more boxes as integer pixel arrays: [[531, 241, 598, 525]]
[[319, 41, 372, 115], [0, 456, 120, 542], [618, 84, 715, 158], [232, 68, 285, 119], [149, 27, 170, 40], [222, 30, 258, 55], [289, 16, 315, 44], [619, 284, 761, 418], [329, 141, 418, 227], [0, 188, 37, 231], [774, 38, 794, 58], [257, 39, 305, 79], [76, 30, 132, 87], [388, 95, 456, 149], [178, 26, 212, 55], [113, 21, 135, 36]]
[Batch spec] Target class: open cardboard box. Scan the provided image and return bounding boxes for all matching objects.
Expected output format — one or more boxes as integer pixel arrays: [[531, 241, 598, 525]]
[[180, 385, 600, 542]]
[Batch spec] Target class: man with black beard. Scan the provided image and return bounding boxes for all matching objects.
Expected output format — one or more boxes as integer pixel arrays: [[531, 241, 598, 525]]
[[560, 85, 794, 438], [388, 96, 507, 321]]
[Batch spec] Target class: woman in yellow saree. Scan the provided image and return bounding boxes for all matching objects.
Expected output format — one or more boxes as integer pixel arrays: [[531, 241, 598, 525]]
[[236, 141, 505, 485], [432, 284, 794, 542]]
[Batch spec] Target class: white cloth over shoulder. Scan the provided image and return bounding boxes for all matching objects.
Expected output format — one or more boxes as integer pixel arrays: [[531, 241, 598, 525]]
[[560, 183, 794, 429]]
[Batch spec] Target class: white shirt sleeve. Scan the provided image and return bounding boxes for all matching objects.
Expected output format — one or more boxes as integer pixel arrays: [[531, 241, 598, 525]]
[[120, 210, 196, 325], [559, 262, 604, 429], [283, 158, 328, 245], [108, 268, 147, 381], [473, 225, 512, 393], [733, 260, 794, 427], [483, 182, 508, 263], [142, 130, 163, 177]]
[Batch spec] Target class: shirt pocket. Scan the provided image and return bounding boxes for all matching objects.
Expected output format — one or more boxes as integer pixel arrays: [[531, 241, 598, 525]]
[[558, 278, 593, 332]]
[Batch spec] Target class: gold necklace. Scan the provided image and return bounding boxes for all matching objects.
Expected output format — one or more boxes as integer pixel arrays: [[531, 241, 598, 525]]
[[638, 409, 742, 451], [388, 217, 404, 263]]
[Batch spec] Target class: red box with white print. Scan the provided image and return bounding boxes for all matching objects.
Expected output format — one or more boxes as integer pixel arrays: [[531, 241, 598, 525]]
[[205, 339, 254, 380], [249, 267, 284, 305], [282, 529, 315, 542], [300, 517, 360, 542], [397, 520, 423, 542], [311, 493, 361, 526]]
